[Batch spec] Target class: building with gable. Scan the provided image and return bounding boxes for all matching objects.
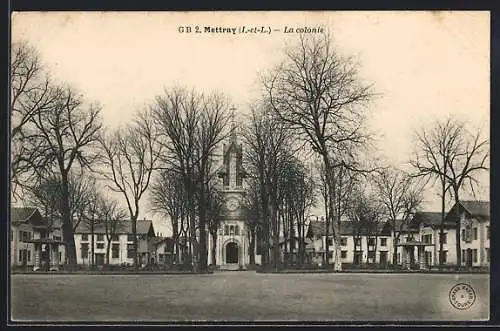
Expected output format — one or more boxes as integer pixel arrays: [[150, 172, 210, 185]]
[[73, 219, 156, 267], [10, 207, 65, 271], [208, 112, 259, 269], [447, 200, 490, 267]]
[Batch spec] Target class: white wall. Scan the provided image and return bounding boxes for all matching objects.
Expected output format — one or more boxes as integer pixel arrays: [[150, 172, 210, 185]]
[[460, 214, 489, 267], [74, 233, 133, 265]]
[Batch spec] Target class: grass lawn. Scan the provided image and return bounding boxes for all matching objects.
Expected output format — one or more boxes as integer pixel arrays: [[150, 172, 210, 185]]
[[11, 271, 489, 322]]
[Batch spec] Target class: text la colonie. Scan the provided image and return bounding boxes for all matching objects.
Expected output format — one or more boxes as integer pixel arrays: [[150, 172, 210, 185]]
[[178, 26, 325, 34]]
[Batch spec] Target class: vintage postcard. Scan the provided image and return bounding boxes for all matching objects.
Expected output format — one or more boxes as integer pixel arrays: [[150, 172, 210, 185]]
[[9, 11, 490, 323]]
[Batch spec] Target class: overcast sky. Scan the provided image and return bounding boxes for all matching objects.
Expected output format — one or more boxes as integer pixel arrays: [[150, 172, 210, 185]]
[[12, 11, 490, 236]]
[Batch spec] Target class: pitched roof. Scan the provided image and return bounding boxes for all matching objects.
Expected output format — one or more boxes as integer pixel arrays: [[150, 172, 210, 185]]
[[73, 219, 154, 235], [151, 236, 171, 246], [394, 219, 419, 233], [412, 211, 456, 228], [445, 200, 490, 223], [11, 207, 38, 222], [11, 207, 45, 226], [306, 220, 391, 237], [460, 200, 490, 219]]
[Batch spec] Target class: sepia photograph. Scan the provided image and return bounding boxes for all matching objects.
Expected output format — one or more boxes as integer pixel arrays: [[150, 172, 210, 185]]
[[9, 11, 490, 323]]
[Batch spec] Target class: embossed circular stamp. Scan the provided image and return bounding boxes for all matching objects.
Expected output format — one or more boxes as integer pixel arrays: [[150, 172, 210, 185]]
[[449, 283, 476, 310]]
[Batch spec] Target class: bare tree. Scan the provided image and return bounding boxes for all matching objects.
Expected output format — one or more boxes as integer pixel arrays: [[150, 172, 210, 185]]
[[264, 34, 375, 271], [412, 118, 488, 268], [194, 93, 231, 271], [99, 108, 160, 269], [10, 41, 59, 200], [242, 177, 261, 266], [372, 166, 424, 265], [153, 86, 231, 272], [18, 84, 102, 267], [347, 185, 384, 265], [278, 154, 315, 267], [25, 175, 62, 235], [154, 87, 201, 268], [98, 196, 127, 265], [206, 182, 225, 266], [242, 102, 292, 269], [150, 167, 185, 264]]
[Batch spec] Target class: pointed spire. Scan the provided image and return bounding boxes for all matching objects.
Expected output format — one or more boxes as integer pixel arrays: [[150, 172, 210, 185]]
[[230, 105, 237, 143]]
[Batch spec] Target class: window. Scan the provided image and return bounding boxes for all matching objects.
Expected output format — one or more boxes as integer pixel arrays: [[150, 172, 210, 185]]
[[224, 225, 229, 235], [19, 231, 31, 242], [473, 228, 478, 241], [367, 251, 376, 263], [397, 253, 401, 264], [53, 235, 61, 241], [127, 244, 135, 259], [354, 238, 361, 247], [465, 224, 472, 242], [96, 243, 104, 249], [380, 238, 387, 247], [96, 234, 104, 242], [112, 243, 120, 258], [158, 254, 164, 262], [327, 252, 333, 259], [59, 252, 62, 261], [423, 234, 432, 244], [368, 238, 375, 246], [486, 248, 490, 262], [440, 233, 447, 244], [354, 251, 363, 265], [425, 251, 432, 266], [81, 243, 89, 259], [229, 225, 235, 236], [461, 249, 465, 263], [379, 251, 388, 263], [81, 234, 88, 241], [473, 249, 478, 263], [341, 250, 347, 258], [112, 234, 120, 242], [340, 237, 347, 246], [461, 229, 466, 241], [327, 238, 333, 246], [235, 225, 240, 236], [442, 250, 448, 264], [18, 249, 31, 263]]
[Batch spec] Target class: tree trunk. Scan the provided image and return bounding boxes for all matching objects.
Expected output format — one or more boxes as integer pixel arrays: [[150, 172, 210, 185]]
[[61, 173, 77, 268], [198, 184, 208, 272], [211, 232, 217, 266], [106, 239, 111, 265], [131, 216, 138, 269], [454, 191, 461, 270], [91, 217, 95, 269], [249, 227, 256, 265], [175, 234, 180, 265], [392, 224, 398, 265], [439, 190, 445, 269]]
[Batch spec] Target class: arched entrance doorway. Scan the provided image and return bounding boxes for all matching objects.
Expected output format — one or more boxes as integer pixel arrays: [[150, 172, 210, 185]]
[[226, 242, 239, 264]]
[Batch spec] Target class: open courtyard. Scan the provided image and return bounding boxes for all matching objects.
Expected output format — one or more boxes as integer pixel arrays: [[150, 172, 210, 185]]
[[11, 271, 489, 322]]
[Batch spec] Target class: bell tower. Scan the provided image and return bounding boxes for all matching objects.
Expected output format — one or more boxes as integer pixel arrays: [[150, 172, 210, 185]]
[[210, 106, 250, 269]]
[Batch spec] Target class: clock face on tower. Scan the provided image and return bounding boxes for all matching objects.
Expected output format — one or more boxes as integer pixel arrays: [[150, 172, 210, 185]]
[[226, 197, 240, 212]]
